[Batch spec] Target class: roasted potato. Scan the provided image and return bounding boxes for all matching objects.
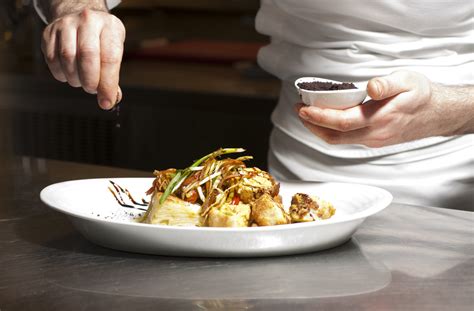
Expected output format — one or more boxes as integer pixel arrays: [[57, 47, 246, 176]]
[[289, 193, 335, 222], [207, 203, 251, 227], [251, 193, 290, 226], [237, 168, 279, 204], [314, 196, 336, 219]]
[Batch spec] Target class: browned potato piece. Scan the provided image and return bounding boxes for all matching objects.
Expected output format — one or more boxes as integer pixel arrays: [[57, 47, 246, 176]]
[[237, 168, 280, 204], [289, 193, 318, 222], [289, 193, 336, 222], [273, 195, 283, 204], [314, 196, 336, 219], [251, 193, 290, 226], [207, 203, 251, 227]]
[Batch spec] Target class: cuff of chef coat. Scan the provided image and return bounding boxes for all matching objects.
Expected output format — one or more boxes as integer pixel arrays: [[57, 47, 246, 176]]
[[33, 0, 122, 24]]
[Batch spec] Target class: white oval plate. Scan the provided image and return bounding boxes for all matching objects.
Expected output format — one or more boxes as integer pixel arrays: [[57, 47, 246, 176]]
[[40, 178, 392, 257]]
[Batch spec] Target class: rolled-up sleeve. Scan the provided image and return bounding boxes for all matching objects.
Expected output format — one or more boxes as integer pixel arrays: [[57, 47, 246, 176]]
[[33, 0, 122, 24]]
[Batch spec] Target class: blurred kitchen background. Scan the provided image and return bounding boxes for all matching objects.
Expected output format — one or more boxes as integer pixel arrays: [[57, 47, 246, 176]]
[[0, 0, 280, 172]]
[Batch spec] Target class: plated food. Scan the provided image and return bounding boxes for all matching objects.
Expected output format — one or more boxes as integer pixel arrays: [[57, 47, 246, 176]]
[[40, 176, 392, 256], [137, 148, 335, 227]]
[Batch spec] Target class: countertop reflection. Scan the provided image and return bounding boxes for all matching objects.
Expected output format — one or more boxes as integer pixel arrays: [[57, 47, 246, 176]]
[[0, 156, 472, 310]]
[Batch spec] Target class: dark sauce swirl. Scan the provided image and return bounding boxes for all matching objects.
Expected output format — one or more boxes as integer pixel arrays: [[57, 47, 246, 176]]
[[108, 180, 149, 211]]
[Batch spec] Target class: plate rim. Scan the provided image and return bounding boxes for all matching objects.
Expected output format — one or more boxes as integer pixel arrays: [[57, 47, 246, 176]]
[[40, 177, 392, 232]]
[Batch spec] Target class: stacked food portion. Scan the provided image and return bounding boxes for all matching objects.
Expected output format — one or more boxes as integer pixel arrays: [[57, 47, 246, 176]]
[[141, 148, 335, 227]]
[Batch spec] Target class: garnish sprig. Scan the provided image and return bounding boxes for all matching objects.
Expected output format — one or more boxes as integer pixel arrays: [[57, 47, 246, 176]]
[[158, 148, 245, 205]]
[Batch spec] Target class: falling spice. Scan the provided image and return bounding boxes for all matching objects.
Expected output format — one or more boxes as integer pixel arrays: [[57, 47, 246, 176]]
[[115, 104, 121, 129]]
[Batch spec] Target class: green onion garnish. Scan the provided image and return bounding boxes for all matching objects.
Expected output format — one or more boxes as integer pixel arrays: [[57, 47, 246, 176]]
[[158, 148, 245, 205]]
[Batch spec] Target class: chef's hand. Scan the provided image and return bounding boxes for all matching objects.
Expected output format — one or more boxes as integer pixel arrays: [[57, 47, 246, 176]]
[[296, 70, 474, 147], [41, 8, 125, 110]]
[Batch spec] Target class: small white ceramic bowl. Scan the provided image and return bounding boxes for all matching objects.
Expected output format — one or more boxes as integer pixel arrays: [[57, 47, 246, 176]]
[[295, 77, 368, 110]]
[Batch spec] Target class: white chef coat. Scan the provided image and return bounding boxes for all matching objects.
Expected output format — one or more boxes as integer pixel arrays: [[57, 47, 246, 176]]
[[256, 0, 474, 210]]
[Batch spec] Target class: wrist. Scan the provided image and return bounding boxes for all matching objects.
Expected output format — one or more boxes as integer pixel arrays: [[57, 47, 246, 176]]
[[49, 0, 108, 21], [430, 83, 474, 136]]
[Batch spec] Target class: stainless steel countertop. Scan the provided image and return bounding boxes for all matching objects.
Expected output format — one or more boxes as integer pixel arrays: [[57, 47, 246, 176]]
[[1, 156, 473, 310]]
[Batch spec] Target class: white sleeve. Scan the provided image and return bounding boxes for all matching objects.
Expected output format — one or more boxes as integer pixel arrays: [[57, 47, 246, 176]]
[[33, 0, 122, 24], [106, 0, 121, 11]]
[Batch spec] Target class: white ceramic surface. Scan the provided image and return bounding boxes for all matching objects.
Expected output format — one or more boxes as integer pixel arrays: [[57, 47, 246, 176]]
[[40, 178, 392, 257], [295, 77, 368, 109]]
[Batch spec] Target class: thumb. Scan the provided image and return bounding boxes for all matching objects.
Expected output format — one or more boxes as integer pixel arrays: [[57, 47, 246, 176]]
[[367, 70, 415, 100]]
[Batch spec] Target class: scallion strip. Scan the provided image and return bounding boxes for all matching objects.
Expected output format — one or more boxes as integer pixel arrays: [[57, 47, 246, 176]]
[[158, 148, 245, 205]]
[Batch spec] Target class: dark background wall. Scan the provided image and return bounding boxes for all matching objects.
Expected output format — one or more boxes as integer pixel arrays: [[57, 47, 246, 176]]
[[1, 76, 275, 171]]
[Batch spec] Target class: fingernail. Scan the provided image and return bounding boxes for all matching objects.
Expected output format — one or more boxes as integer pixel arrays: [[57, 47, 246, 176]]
[[100, 99, 112, 110], [116, 87, 122, 104], [374, 80, 383, 98], [294, 102, 303, 113], [299, 110, 309, 121]]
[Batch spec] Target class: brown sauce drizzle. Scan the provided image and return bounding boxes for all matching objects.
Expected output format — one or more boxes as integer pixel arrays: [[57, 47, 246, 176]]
[[108, 186, 137, 209], [108, 180, 149, 211], [124, 188, 148, 206]]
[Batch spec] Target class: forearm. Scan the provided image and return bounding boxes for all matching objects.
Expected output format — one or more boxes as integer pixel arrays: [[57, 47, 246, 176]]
[[431, 83, 474, 136], [38, 0, 108, 22]]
